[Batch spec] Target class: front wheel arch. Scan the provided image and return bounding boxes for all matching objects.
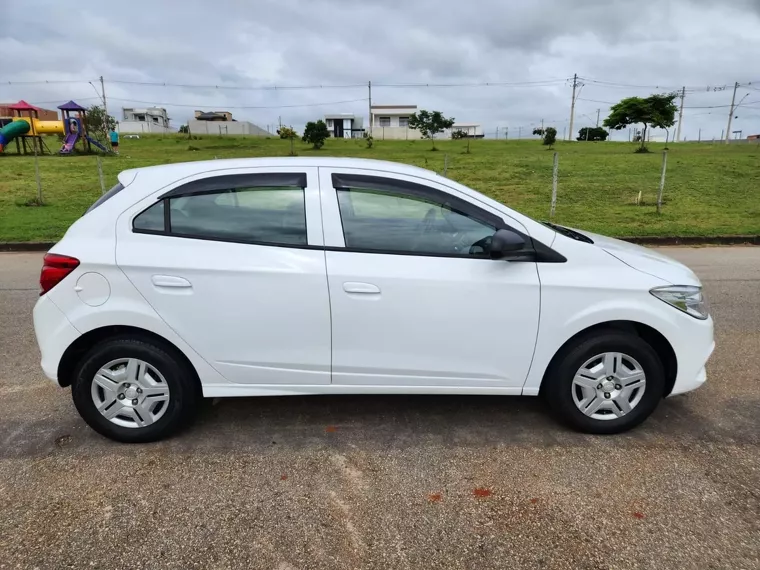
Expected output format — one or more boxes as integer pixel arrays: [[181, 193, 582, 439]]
[[57, 325, 201, 395], [539, 320, 677, 397]]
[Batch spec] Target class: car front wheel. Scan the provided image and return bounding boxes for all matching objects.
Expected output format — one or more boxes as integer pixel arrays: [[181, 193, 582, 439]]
[[71, 337, 199, 443], [544, 331, 665, 434]]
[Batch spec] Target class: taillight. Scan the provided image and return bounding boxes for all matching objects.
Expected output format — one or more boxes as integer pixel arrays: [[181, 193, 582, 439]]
[[40, 254, 80, 295]]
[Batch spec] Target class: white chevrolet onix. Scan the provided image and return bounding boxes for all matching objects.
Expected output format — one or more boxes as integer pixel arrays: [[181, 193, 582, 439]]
[[33, 158, 714, 442]]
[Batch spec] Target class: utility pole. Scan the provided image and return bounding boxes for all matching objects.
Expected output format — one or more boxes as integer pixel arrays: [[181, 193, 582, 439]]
[[675, 86, 686, 143], [505, 126, 508, 140], [568, 73, 578, 141], [541, 118, 544, 132], [367, 80, 372, 137], [518, 126, 522, 139], [99, 75, 110, 137], [495, 126, 499, 139], [595, 108, 600, 127], [725, 81, 738, 144]]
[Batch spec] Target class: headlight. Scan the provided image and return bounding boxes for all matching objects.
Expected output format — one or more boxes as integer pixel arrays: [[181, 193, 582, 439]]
[[650, 285, 708, 319]]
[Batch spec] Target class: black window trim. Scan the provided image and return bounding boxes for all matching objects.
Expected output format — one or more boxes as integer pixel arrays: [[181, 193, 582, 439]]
[[159, 172, 307, 199]]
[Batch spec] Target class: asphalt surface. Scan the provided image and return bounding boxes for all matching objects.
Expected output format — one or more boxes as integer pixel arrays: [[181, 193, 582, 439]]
[[0, 248, 758, 570]]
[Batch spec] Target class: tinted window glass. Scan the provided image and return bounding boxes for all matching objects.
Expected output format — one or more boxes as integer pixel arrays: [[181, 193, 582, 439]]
[[86, 183, 124, 213], [133, 200, 165, 231], [169, 187, 306, 245], [337, 188, 495, 256]]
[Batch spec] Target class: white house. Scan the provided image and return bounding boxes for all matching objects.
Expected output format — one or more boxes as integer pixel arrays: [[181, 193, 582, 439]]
[[451, 123, 484, 138], [369, 104, 422, 139], [324, 114, 364, 138], [119, 107, 173, 134]]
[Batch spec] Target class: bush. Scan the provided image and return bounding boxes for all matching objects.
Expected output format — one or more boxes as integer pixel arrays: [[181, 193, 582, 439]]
[[277, 126, 297, 139], [451, 129, 468, 140], [302, 120, 330, 149]]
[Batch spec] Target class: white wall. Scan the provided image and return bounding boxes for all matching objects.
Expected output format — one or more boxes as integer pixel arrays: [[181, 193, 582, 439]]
[[187, 120, 270, 136], [118, 121, 173, 134], [368, 126, 423, 140]]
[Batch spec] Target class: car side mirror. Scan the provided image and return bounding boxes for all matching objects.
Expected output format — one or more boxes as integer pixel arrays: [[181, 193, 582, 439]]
[[490, 229, 528, 260]]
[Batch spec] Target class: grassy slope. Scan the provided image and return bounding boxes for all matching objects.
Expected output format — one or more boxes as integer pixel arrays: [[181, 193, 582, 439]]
[[0, 135, 759, 242]]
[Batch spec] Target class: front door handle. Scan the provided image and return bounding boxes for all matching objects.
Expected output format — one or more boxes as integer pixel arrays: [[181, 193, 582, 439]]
[[343, 282, 381, 294], [152, 275, 192, 288]]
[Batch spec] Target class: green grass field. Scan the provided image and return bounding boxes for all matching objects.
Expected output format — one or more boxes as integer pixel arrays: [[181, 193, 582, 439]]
[[1, 135, 759, 242]]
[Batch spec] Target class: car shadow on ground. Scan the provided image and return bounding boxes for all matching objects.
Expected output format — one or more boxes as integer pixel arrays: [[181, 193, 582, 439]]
[[6, 392, 756, 459]]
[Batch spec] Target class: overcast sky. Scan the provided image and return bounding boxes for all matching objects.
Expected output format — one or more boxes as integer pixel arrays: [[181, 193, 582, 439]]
[[2, 0, 760, 140]]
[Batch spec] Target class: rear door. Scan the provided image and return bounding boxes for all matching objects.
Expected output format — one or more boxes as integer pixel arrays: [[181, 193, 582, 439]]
[[116, 167, 331, 385], [318, 167, 541, 389]]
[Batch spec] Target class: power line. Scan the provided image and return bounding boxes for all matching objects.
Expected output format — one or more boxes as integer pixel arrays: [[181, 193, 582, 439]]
[[106, 96, 369, 109], [107, 80, 367, 91], [4, 79, 97, 85]]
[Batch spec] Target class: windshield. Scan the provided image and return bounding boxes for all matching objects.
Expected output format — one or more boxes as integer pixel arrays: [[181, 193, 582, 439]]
[[542, 222, 594, 244], [86, 183, 125, 213]]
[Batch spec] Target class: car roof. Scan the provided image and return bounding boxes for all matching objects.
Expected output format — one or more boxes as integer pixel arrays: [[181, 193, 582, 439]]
[[118, 157, 437, 188]]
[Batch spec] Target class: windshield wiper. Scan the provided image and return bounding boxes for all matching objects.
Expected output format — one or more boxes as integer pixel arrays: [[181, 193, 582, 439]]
[[542, 222, 594, 244]]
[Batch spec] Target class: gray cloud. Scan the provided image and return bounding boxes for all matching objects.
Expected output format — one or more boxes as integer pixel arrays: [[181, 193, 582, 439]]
[[1, 0, 759, 139]]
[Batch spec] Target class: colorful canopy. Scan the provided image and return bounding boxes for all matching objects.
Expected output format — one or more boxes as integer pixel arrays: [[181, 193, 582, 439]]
[[8, 100, 39, 111], [58, 100, 86, 111]]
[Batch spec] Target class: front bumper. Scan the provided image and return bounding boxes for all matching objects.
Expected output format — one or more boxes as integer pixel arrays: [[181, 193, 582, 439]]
[[668, 315, 715, 396], [33, 295, 81, 385]]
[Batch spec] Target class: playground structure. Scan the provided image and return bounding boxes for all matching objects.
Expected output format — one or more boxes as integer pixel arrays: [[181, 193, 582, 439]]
[[0, 100, 108, 155]]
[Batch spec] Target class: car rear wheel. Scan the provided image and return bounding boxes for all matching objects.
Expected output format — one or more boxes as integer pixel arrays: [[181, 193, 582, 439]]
[[543, 331, 665, 434], [71, 337, 199, 443]]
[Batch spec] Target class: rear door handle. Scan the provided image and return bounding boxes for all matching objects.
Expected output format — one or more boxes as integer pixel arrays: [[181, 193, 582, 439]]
[[152, 275, 192, 288], [343, 282, 381, 294]]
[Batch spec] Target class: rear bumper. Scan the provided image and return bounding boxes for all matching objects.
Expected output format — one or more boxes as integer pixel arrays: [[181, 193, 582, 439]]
[[668, 316, 715, 396], [33, 295, 80, 385]]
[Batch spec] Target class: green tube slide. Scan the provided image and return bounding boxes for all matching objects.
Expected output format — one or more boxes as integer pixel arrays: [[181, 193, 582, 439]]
[[0, 121, 31, 153]]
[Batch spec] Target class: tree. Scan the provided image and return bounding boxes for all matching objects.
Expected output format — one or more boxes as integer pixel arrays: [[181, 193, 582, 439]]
[[451, 129, 468, 139], [277, 126, 297, 139], [86, 105, 116, 135], [577, 127, 608, 141], [542, 127, 557, 147], [302, 120, 330, 149], [408, 110, 455, 149], [603, 93, 678, 151], [532, 128, 544, 137], [178, 124, 189, 134]]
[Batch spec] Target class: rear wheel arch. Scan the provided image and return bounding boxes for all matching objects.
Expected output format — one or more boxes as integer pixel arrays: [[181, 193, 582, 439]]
[[57, 325, 202, 393], [540, 320, 678, 396]]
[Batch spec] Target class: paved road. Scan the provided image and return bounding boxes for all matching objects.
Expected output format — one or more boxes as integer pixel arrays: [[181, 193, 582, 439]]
[[1, 248, 758, 570]]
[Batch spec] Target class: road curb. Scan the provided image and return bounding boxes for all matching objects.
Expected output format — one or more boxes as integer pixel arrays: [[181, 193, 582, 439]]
[[0, 236, 758, 253], [0, 242, 56, 252]]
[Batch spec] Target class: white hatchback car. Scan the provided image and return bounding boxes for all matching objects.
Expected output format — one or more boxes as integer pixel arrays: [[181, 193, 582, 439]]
[[34, 158, 714, 442]]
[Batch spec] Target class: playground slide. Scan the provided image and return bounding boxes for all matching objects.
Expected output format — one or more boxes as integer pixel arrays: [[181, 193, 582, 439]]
[[0, 120, 30, 152], [59, 131, 79, 154], [86, 136, 108, 152]]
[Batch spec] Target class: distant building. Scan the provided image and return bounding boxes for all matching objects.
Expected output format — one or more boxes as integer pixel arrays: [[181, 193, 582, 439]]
[[187, 110, 269, 136], [748, 134, 760, 141], [120, 107, 172, 133], [193, 110, 233, 121], [451, 123, 484, 138], [369, 104, 421, 139], [0, 103, 58, 121], [324, 114, 364, 138]]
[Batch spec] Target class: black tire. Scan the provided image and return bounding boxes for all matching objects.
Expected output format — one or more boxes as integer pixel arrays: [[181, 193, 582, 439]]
[[543, 331, 665, 434], [71, 337, 200, 443]]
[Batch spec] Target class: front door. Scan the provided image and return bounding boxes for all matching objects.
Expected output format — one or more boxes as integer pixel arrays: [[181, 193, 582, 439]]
[[334, 121, 344, 138], [318, 168, 541, 388], [116, 167, 331, 385]]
